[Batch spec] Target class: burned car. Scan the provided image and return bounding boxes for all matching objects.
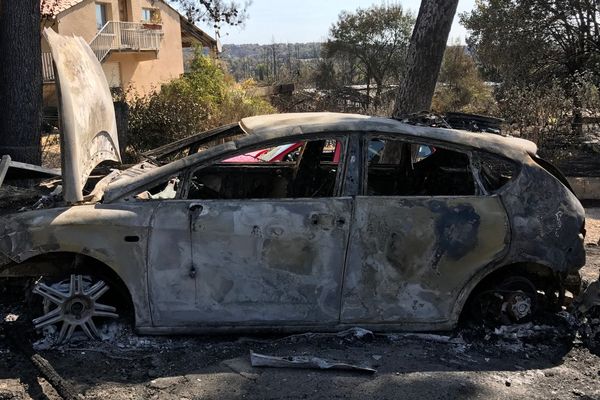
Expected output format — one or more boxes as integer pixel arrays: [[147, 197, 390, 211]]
[[0, 31, 586, 343]]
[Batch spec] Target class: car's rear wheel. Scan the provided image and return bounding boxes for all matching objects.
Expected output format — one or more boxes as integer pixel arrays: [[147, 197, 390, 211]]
[[32, 274, 118, 343], [470, 275, 538, 324]]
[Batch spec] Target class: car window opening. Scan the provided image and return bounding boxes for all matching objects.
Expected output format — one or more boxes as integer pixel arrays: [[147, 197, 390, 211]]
[[366, 138, 475, 196], [135, 177, 180, 200], [187, 138, 342, 200], [477, 153, 519, 192]]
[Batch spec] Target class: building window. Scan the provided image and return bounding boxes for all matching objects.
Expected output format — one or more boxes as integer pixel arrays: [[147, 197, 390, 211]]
[[96, 3, 108, 30], [142, 8, 161, 23]]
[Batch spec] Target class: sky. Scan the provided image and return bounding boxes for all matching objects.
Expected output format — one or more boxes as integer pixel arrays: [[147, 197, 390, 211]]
[[202, 0, 477, 45]]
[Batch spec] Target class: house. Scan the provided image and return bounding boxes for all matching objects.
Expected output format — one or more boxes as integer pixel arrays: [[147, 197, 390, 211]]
[[41, 0, 218, 110]]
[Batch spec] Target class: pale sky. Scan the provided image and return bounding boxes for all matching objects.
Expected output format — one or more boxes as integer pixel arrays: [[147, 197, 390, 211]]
[[198, 0, 476, 45]]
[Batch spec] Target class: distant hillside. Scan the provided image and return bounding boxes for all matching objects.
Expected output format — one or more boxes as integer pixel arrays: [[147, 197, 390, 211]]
[[220, 43, 323, 83], [221, 43, 323, 61]]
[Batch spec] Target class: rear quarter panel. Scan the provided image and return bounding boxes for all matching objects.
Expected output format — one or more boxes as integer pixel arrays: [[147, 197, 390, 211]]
[[499, 157, 586, 272]]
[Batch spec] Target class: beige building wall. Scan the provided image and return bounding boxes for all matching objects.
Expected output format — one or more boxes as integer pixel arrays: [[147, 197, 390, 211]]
[[106, 0, 185, 96], [44, 0, 184, 96], [56, 1, 109, 42]]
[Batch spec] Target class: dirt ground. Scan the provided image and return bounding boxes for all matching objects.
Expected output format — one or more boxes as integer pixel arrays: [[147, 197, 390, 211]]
[[1, 209, 599, 400]]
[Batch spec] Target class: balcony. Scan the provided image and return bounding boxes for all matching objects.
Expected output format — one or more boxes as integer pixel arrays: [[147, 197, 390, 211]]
[[90, 21, 164, 63], [42, 52, 55, 82], [42, 21, 164, 83], [42, 21, 163, 83]]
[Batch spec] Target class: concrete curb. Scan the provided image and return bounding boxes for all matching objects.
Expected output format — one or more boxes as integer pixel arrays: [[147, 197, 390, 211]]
[[567, 177, 600, 200]]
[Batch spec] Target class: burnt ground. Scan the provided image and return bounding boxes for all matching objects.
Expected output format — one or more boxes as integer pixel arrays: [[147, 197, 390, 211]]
[[0, 209, 599, 400]]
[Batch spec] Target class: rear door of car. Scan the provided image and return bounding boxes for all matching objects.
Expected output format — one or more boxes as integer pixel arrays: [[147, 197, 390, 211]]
[[147, 134, 355, 328], [340, 134, 510, 326]]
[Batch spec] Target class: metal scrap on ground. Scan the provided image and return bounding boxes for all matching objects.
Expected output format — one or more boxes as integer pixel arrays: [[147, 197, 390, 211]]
[[249, 351, 377, 373]]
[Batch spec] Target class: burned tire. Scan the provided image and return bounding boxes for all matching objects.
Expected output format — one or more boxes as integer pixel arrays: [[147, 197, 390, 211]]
[[469, 275, 538, 325]]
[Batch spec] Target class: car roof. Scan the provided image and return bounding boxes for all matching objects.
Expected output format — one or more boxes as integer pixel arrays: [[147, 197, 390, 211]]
[[103, 112, 536, 203], [239, 112, 537, 158]]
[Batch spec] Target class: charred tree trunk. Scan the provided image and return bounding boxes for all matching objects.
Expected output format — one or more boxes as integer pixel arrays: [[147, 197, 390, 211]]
[[0, 0, 42, 164], [392, 0, 459, 118]]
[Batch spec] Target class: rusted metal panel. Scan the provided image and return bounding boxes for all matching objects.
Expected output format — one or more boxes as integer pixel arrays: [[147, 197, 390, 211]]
[[341, 196, 509, 323], [147, 198, 352, 326], [44, 28, 121, 204]]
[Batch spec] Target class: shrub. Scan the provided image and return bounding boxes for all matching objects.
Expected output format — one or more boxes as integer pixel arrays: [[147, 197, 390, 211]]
[[497, 74, 600, 161], [126, 52, 275, 155]]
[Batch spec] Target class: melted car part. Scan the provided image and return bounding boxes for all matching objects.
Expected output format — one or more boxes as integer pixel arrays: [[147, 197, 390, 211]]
[[143, 124, 245, 162], [250, 351, 376, 373], [444, 112, 503, 134], [0, 155, 61, 187], [44, 29, 121, 203]]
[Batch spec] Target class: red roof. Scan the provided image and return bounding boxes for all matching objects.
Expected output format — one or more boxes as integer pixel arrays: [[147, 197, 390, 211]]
[[41, 0, 86, 17]]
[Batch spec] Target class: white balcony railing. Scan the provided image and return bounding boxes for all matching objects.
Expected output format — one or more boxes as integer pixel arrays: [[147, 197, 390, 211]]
[[89, 21, 164, 63], [41, 21, 163, 82], [42, 52, 55, 82]]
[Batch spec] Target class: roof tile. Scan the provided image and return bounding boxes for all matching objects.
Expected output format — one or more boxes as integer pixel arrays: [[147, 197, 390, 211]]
[[41, 0, 86, 17]]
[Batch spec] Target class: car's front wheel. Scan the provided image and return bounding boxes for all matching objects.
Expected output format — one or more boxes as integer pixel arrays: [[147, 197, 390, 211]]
[[32, 274, 118, 343]]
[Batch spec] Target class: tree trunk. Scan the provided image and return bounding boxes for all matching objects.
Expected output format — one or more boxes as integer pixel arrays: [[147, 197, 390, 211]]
[[365, 71, 371, 110], [392, 0, 459, 118], [374, 77, 383, 112], [0, 0, 42, 164], [571, 90, 584, 137]]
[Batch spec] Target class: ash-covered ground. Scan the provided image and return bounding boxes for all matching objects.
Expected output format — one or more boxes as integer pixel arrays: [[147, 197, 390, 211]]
[[0, 208, 599, 400]]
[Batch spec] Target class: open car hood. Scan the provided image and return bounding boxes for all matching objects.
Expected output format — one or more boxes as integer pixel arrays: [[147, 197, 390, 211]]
[[44, 28, 121, 203]]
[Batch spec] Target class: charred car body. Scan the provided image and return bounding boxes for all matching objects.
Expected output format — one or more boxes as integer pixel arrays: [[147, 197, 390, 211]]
[[0, 30, 586, 342]]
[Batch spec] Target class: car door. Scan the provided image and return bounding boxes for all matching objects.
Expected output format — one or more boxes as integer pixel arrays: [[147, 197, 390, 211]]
[[340, 135, 510, 325], [148, 135, 353, 327]]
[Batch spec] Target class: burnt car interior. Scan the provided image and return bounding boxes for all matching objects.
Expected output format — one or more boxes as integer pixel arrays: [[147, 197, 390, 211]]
[[366, 137, 476, 196], [187, 138, 343, 199], [137, 132, 524, 201], [477, 153, 519, 192]]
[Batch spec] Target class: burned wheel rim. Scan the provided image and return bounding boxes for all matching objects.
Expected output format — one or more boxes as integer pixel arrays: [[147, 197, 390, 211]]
[[471, 275, 538, 324], [497, 276, 537, 323], [32, 274, 118, 343]]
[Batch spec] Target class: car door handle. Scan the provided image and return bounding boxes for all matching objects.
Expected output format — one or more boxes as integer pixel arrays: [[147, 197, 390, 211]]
[[189, 203, 204, 233], [189, 203, 203, 213], [310, 213, 342, 228]]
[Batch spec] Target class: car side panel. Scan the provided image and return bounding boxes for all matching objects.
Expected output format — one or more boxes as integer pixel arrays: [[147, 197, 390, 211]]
[[146, 201, 195, 325], [148, 198, 352, 326], [0, 204, 158, 326], [341, 196, 510, 324]]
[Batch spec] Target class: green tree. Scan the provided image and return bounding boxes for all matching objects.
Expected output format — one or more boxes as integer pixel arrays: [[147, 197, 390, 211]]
[[432, 45, 497, 114], [315, 60, 337, 90], [461, 0, 600, 134], [127, 52, 273, 154], [324, 4, 414, 109]]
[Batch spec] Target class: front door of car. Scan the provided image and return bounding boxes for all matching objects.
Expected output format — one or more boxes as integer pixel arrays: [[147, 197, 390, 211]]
[[340, 136, 510, 325], [148, 136, 353, 327]]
